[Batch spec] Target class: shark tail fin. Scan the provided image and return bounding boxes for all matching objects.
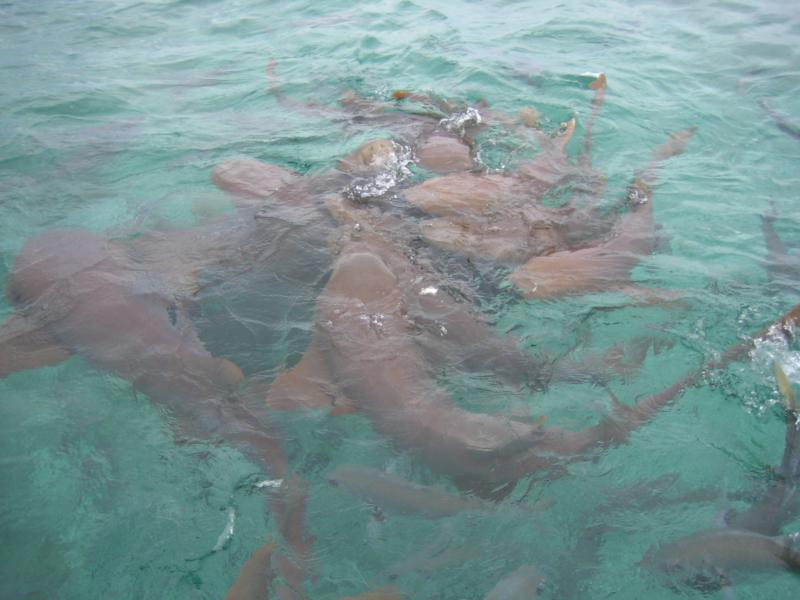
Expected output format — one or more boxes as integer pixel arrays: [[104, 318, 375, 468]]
[[588, 73, 607, 90]]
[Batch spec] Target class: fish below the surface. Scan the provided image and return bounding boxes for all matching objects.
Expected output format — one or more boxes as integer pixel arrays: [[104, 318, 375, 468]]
[[223, 538, 403, 600], [510, 128, 694, 299], [725, 361, 800, 535], [760, 99, 800, 142], [647, 529, 800, 591], [0, 229, 291, 463], [0, 229, 243, 400], [303, 197, 800, 495], [326, 465, 490, 518], [225, 541, 277, 600]]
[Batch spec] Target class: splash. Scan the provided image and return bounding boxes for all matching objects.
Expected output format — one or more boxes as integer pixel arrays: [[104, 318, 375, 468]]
[[748, 324, 800, 412], [439, 106, 482, 134], [344, 141, 414, 202], [212, 507, 236, 552], [255, 478, 283, 489]]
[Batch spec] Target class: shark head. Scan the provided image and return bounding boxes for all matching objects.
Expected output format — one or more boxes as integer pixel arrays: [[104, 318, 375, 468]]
[[7, 229, 113, 307]]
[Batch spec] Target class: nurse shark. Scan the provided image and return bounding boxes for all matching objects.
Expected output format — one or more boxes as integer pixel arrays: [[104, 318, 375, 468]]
[[646, 362, 800, 593], [290, 194, 800, 495]]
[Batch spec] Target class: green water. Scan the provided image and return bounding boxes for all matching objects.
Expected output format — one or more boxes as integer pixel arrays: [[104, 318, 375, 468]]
[[1, 0, 799, 598]]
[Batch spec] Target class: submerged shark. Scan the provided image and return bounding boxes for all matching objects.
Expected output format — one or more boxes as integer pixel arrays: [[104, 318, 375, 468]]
[[325, 465, 492, 519], [0, 160, 335, 600], [760, 200, 799, 296], [646, 361, 800, 593], [403, 74, 611, 264], [509, 128, 694, 299], [0, 226, 295, 475], [648, 528, 800, 592], [293, 193, 800, 496]]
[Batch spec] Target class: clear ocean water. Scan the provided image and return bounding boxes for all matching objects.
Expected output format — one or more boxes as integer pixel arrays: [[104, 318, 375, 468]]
[[1, 0, 799, 598]]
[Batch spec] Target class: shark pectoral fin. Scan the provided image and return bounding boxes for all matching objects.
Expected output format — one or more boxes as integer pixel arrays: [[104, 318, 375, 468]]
[[212, 159, 300, 207], [613, 285, 687, 306], [266, 340, 354, 414], [0, 315, 71, 378], [212, 357, 246, 389], [224, 540, 277, 600]]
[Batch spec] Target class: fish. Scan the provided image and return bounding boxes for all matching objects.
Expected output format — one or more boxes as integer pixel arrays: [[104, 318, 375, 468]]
[[0, 161, 330, 600], [484, 565, 545, 600], [224, 541, 277, 600], [315, 249, 546, 473], [325, 466, 490, 518], [267, 63, 479, 176], [760, 200, 799, 295], [509, 128, 694, 299], [307, 199, 559, 490], [760, 99, 800, 142], [727, 361, 800, 535], [264, 198, 566, 420], [212, 158, 301, 206], [223, 538, 402, 600], [647, 528, 800, 592], [384, 533, 481, 581], [305, 207, 800, 494], [404, 76, 613, 264], [0, 228, 292, 472], [414, 133, 474, 173], [408, 173, 570, 262], [644, 360, 800, 595]]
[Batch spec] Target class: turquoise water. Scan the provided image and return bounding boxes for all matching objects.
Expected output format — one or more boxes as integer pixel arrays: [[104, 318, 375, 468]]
[[1, 0, 800, 598]]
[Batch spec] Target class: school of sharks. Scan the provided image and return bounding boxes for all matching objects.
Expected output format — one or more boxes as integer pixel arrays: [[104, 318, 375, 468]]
[[2, 72, 800, 599]]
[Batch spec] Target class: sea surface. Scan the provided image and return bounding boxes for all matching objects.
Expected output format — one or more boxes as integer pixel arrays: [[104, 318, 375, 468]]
[[1, 0, 799, 598]]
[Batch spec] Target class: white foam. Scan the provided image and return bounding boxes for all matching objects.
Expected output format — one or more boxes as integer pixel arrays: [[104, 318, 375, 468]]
[[345, 141, 414, 202], [440, 107, 482, 133], [255, 478, 283, 489], [213, 507, 236, 552]]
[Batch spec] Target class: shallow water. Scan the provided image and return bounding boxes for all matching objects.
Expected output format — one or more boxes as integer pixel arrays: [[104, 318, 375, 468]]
[[1, 0, 800, 598]]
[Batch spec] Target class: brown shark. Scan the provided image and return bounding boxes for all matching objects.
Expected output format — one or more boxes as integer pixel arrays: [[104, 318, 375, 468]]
[[292, 201, 800, 493], [0, 162, 327, 600], [648, 528, 800, 592], [760, 99, 800, 142], [726, 362, 800, 536], [644, 348, 800, 594], [225, 541, 277, 600], [325, 465, 492, 519], [509, 128, 694, 299], [0, 228, 288, 474], [403, 74, 611, 263], [760, 200, 799, 295], [223, 536, 403, 600], [263, 193, 580, 416]]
